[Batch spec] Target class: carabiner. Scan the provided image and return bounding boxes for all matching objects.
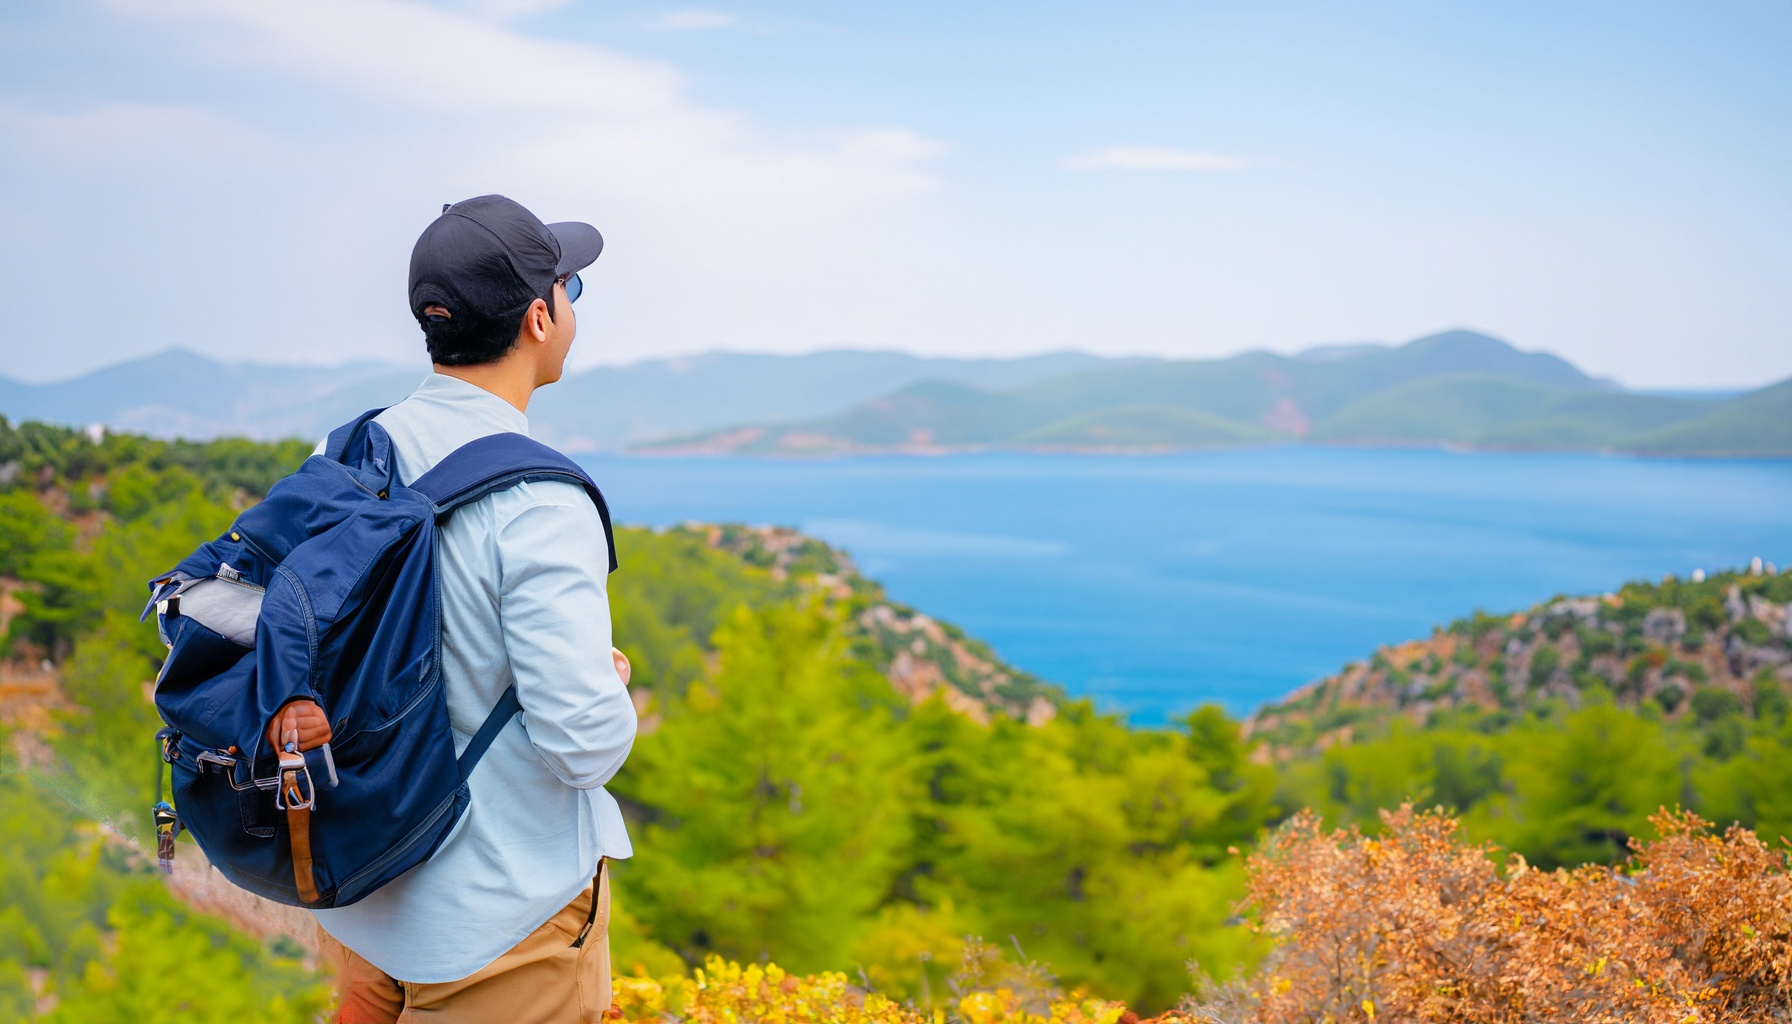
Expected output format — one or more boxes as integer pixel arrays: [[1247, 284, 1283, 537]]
[[275, 748, 315, 811]]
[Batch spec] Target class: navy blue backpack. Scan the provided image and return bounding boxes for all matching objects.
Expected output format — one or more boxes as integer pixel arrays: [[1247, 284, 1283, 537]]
[[144, 410, 616, 908]]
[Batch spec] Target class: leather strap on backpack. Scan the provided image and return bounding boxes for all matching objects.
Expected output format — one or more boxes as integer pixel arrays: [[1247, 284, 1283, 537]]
[[278, 748, 320, 903]]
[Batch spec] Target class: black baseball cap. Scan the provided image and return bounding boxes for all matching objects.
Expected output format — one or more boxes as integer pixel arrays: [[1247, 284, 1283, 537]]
[[408, 195, 603, 324]]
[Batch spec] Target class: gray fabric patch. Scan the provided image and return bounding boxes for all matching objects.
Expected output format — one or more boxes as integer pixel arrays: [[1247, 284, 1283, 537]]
[[175, 576, 264, 647]]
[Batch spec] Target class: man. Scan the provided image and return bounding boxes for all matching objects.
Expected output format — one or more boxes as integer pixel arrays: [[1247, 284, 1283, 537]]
[[276, 195, 638, 1023]]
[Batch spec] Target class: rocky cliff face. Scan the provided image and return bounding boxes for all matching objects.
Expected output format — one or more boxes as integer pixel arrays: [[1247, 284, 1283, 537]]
[[1246, 563, 1792, 759], [690, 523, 1062, 723]]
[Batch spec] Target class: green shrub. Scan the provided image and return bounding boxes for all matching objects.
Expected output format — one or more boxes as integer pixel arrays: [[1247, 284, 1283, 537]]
[[1691, 688, 1745, 725], [1656, 683, 1687, 715], [1735, 617, 1774, 646], [1529, 646, 1561, 687], [1578, 629, 1618, 657], [0, 776, 328, 1023], [1754, 675, 1790, 724]]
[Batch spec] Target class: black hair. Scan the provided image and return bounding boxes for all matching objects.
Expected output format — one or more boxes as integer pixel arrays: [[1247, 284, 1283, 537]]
[[415, 285, 558, 367]]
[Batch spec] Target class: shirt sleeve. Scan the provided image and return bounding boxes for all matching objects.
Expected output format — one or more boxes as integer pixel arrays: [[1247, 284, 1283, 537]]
[[494, 483, 637, 790]]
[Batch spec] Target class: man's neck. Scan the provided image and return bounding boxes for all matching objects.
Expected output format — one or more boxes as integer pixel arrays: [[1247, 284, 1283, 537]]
[[432, 360, 536, 414]]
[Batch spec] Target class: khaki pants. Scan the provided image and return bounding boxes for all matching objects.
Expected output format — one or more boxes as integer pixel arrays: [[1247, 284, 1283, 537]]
[[320, 862, 611, 1024]]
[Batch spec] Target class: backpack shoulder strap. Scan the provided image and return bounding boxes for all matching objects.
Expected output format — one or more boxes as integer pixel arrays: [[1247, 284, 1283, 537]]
[[457, 684, 521, 783], [412, 433, 619, 782], [407, 432, 618, 574], [324, 408, 388, 463]]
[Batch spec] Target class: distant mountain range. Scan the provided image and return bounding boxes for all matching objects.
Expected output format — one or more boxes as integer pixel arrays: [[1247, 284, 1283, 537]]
[[3, 331, 1787, 457], [0, 349, 1119, 451], [642, 331, 1792, 458]]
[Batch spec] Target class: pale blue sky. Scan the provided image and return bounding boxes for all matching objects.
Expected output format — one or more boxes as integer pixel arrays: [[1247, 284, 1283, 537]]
[[0, 0, 1787, 386]]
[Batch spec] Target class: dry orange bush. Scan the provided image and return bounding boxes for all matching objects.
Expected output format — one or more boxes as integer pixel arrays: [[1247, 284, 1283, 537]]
[[1223, 806, 1792, 1023]]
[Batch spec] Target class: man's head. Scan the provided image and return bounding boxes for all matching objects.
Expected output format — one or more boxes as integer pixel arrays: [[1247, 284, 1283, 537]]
[[408, 196, 602, 375]]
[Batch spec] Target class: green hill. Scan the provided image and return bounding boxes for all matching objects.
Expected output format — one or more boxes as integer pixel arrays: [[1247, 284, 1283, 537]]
[[647, 329, 1628, 452], [772, 380, 1047, 450], [1311, 375, 1563, 442], [1311, 375, 1713, 446], [1478, 390, 1719, 447], [644, 329, 1790, 457], [1250, 561, 1792, 871], [990, 328, 1611, 437], [1249, 565, 1792, 758], [1622, 378, 1792, 456], [639, 380, 1050, 453], [1013, 404, 1268, 448]]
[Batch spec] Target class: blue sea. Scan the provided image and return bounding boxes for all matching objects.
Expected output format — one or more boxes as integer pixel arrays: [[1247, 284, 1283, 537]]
[[579, 448, 1792, 724]]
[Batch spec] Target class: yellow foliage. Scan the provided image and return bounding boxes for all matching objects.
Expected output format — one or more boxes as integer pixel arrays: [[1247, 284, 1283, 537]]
[[958, 989, 1128, 1024], [606, 956, 1129, 1024], [609, 957, 917, 1024], [849, 901, 966, 1002]]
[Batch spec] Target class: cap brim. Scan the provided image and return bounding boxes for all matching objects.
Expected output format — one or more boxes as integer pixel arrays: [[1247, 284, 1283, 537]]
[[548, 221, 603, 276]]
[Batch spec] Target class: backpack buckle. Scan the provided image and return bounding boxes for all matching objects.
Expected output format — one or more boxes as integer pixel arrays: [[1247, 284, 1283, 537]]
[[275, 748, 315, 811], [194, 748, 238, 772]]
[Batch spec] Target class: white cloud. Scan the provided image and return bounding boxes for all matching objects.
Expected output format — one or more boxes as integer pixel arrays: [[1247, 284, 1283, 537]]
[[1063, 146, 1248, 172], [455, 0, 573, 21], [0, 101, 275, 171], [89, 0, 942, 207], [835, 128, 949, 168], [644, 9, 738, 32], [0, 0, 953, 375], [106, 0, 686, 117]]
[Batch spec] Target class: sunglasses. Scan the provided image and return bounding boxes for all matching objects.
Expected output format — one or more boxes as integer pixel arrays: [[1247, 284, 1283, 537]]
[[557, 273, 583, 304]]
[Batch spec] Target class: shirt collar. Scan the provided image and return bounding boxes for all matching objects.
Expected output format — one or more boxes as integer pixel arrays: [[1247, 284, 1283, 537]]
[[410, 372, 531, 437]]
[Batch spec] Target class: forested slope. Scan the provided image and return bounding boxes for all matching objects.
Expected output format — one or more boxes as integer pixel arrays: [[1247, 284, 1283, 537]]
[[0, 418, 1267, 1012], [1251, 561, 1792, 868], [3, 418, 1790, 1019]]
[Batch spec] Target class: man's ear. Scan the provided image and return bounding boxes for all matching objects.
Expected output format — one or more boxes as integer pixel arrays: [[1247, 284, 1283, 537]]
[[519, 297, 551, 344]]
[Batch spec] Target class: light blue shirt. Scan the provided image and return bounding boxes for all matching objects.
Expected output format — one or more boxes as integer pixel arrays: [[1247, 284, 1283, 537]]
[[312, 373, 637, 983]]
